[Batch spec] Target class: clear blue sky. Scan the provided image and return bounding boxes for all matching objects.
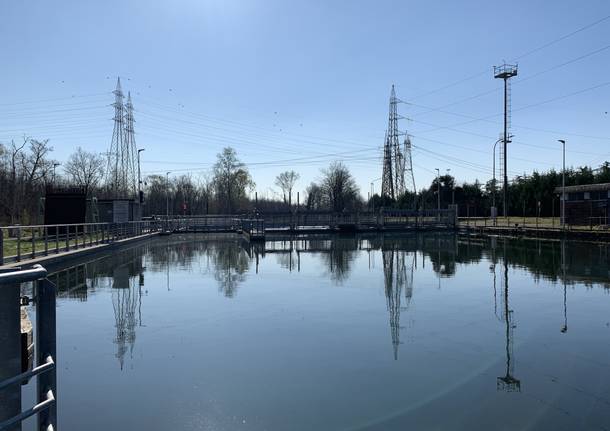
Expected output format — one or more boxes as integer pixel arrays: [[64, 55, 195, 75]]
[[2, 0, 610, 199]]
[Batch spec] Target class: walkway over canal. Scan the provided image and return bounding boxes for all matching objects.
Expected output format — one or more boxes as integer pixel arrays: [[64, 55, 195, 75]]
[[0, 209, 456, 266]]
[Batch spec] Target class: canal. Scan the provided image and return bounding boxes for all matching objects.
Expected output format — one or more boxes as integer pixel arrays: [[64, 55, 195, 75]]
[[16, 233, 610, 430]]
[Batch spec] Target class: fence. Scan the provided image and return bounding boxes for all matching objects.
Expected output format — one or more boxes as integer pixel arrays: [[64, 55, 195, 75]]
[[0, 264, 56, 431], [459, 216, 610, 231], [0, 220, 161, 266]]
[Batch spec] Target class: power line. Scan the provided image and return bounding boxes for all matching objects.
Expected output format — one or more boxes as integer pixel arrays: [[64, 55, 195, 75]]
[[409, 13, 610, 101]]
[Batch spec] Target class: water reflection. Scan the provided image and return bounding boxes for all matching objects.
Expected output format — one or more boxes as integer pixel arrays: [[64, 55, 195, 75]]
[[495, 259, 520, 392], [382, 250, 415, 360], [45, 233, 609, 370]]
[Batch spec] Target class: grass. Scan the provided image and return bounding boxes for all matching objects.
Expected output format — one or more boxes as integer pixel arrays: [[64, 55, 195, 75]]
[[1, 231, 105, 261]]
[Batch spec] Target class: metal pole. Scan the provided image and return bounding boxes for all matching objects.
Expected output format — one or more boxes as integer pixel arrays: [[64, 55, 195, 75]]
[[436, 168, 441, 211], [166, 171, 171, 221], [503, 78, 508, 219], [493, 138, 501, 211], [37, 278, 56, 431], [137, 148, 145, 204], [559, 140, 566, 230]]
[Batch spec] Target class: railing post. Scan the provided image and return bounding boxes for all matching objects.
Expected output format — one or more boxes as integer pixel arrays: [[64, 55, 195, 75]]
[[36, 278, 56, 431], [0, 228, 3, 266], [44, 227, 49, 256], [65, 225, 69, 251], [31, 228, 36, 259], [55, 228, 59, 254], [17, 227, 21, 262]]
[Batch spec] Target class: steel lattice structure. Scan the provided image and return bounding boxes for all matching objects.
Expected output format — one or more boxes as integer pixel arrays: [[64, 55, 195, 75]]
[[381, 85, 416, 201], [106, 78, 138, 198]]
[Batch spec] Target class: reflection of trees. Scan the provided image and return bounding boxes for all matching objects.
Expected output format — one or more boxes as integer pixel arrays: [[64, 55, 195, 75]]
[[211, 241, 250, 297], [319, 237, 359, 283], [382, 249, 415, 360]]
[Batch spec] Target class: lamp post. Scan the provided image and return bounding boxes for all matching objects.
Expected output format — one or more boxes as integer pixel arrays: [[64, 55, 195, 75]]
[[492, 138, 502, 213], [558, 140, 566, 230], [435, 168, 441, 212], [166, 171, 171, 221], [52, 163, 60, 185], [446, 168, 453, 205], [137, 148, 145, 203]]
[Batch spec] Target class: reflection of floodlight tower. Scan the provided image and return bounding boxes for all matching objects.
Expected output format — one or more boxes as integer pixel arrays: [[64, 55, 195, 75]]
[[493, 63, 518, 218], [497, 260, 520, 392], [560, 239, 568, 333]]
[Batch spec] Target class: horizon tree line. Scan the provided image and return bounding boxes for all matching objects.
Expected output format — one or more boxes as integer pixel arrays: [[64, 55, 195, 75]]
[[1, 137, 609, 223]]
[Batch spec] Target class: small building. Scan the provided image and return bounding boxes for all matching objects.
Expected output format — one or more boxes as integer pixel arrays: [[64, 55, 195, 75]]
[[554, 183, 610, 225], [96, 199, 141, 223], [44, 186, 87, 233]]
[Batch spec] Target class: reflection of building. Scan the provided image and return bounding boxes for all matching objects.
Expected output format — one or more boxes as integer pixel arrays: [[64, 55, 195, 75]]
[[382, 250, 415, 360]]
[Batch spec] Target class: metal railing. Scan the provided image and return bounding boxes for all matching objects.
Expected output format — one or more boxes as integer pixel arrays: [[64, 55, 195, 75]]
[[0, 264, 56, 431], [459, 216, 610, 231], [1, 220, 161, 266]]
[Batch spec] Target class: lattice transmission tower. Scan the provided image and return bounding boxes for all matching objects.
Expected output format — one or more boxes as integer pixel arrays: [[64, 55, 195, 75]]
[[107, 78, 138, 198], [124, 91, 138, 196], [381, 85, 416, 201]]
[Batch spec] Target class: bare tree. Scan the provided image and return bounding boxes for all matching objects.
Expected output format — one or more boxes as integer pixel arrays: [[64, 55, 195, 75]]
[[212, 147, 254, 213], [274, 170, 300, 206], [320, 162, 360, 212], [64, 147, 105, 195], [305, 182, 324, 210]]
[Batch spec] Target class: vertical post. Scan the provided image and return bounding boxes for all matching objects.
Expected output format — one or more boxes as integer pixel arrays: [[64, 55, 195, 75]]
[[503, 78, 508, 219], [559, 139, 566, 230], [44, 226, 48, 256], [17, 227, 21, 262], [36, 279, 57, 431], [0, 228, 3, 266], [166, 171, 171, 230], [65, 225, 69, 251], [31, 228, 36, 259], [55, 227, 59, 254]]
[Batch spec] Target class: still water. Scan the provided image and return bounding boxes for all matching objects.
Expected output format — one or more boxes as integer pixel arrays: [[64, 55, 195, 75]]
[[22, 233, 610, 430]]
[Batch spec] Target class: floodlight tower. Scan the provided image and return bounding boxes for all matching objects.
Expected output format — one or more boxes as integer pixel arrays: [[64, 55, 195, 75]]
[[494, 63, 518, 218]]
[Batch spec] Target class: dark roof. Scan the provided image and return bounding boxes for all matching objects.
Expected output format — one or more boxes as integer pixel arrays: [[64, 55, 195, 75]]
[[554, 183, 610, 193]]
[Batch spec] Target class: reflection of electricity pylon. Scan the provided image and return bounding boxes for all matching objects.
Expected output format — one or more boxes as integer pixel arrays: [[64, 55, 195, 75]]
[[497, 260, 520, 392], [383, 250, 415, 360], [112, 266, 139, 370]]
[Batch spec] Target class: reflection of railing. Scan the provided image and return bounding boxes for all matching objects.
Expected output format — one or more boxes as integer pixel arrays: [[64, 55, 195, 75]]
[[1, 220, 161, 265], [239, 219, 265, 240], [0, 264, 57, 431]]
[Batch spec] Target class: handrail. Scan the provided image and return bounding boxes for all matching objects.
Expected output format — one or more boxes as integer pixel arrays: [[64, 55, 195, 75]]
[[0, 389, 55, 430], [0, 264, 47, 284], [0, 265, 56, 431], [0, 355, 54, 390]]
